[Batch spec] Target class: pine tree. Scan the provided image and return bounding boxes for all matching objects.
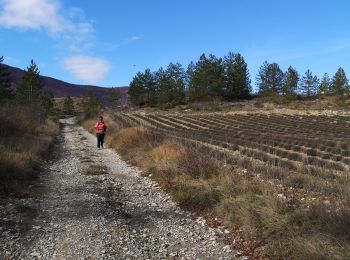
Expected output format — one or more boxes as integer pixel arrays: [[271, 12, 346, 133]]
[[282, 66, 299, 95], [156, 67, 171, 106], [300, 69, 319, 97], [331, 67, 348, 95], [107, 87, 119, 107], [157, 63, 186, 107], [256, 61, 284, 95], [41, 90, 54, 115], [63, 96, 74, 114], [128, 69, 158, 106], [166, 63, 186, 105], [223, 52, 251, 100], [188, 54, 225, 101], [80, 91, 101, 117], [186, 61, 195, 91], [15, 60, 43, 105], [129, 72, 147, 106], [142, 69, 158, 106], [319, 73, 331, 94], [0, 56, 12, 100]]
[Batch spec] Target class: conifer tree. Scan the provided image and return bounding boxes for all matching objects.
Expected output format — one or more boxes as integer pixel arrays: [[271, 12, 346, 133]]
[[129, 69, 158, 106], [142, 69, 158, 106], [16, 60, 43, 105], [80, 90, 101, 117], [256, 61, 284, 95], [107, 87, 119, 107], [223, 52, 251, 100], [319, 73, 331, 94], [188, 54, 225, 101], [157, 63, 186, 107], [282, 66, 299, 96], [63, 96, 74, 114], [300, 69, 319, 97], [0, 56, 12, 100], [129, 72, 147, 106], [331, 67, 348, 95], [41, 90, 54, 115]]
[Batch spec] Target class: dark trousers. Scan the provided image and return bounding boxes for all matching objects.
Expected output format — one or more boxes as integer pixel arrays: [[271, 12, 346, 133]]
[[96, 133, 105, 148]]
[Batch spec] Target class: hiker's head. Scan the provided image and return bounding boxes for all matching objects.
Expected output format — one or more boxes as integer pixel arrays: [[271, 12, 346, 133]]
[[99, 116, 103, 122]]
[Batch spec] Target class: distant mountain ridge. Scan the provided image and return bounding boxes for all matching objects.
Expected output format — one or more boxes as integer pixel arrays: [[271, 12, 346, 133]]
[[5, 64, 129, 105]]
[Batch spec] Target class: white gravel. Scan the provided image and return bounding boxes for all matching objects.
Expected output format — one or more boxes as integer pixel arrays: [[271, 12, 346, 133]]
[[0, 118, 240, 259]]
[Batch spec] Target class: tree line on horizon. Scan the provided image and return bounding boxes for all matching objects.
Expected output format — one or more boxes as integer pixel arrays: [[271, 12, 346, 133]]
[[128, 52, 349, 107], [129, 52, 251, 107]]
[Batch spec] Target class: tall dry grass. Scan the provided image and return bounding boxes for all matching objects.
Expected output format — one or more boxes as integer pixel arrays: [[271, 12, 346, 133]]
[[0, 105, 59, 196]]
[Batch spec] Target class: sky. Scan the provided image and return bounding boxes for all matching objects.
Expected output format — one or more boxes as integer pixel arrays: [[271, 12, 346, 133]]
[[1, 0, 350, 89]]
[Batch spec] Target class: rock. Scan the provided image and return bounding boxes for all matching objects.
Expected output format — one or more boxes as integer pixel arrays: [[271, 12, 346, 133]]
[[323, 199, 330, 205], [30, 252, 41, 257], [222, 245, 232, 253], [277, 193, 286, 200]]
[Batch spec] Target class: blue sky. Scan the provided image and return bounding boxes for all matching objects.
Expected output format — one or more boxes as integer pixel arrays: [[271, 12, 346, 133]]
[[1, 0, 350, 88]]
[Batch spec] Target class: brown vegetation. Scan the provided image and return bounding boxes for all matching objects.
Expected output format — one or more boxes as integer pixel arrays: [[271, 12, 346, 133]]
[[0, 105, 59, 197], [84, 164, 108, 175]]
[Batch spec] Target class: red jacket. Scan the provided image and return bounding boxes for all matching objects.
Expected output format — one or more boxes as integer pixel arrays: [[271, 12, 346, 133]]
[[95, 121, 106, 134]]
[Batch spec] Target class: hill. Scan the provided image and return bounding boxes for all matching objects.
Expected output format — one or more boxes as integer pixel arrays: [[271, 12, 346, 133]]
[[5, 64, 128, 105]]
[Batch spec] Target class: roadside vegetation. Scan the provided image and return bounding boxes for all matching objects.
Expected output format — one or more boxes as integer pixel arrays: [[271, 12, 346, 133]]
[[0, 56, 59, 197]]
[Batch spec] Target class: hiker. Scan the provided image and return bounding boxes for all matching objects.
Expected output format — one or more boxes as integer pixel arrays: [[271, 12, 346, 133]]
[[95, 116, 106, 149]]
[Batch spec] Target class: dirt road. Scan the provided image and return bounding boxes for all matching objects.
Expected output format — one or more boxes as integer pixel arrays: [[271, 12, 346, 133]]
[[0, 118, 238, 259]]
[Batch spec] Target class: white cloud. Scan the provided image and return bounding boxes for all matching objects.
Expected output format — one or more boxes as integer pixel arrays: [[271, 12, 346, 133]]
[[0, 1, 112, 84], [0, 0, 63, 34], [63, 55, 110, 85], [0, 0, 95, 52]]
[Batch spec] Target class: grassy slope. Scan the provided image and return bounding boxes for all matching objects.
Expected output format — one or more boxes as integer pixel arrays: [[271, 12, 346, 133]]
[[80, 112, 350, 259]]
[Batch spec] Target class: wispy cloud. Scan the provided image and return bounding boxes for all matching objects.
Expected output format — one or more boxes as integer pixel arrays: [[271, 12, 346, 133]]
[[104, 35, 143, 50], [62, 55, 110, 85], [4, 56, 21, 65]]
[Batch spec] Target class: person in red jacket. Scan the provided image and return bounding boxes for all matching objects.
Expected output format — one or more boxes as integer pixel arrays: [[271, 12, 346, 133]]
[[95, 116, 106, 149]]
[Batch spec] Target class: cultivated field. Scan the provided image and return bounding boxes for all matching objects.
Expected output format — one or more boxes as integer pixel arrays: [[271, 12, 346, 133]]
[[107, 111, 350, 258], [116, 113, 349, 172], [112, 111, 350, 198]]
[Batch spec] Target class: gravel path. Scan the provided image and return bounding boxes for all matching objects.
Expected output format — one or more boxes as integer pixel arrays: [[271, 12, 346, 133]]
[[0, 118, 240, 260]]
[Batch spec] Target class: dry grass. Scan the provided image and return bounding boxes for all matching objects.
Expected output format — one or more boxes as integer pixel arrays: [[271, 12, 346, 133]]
[[84, 164, 108, 175], [149, 141, 186, 171], [0, 105, 59, 196], [110, 127, 148, 152]]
